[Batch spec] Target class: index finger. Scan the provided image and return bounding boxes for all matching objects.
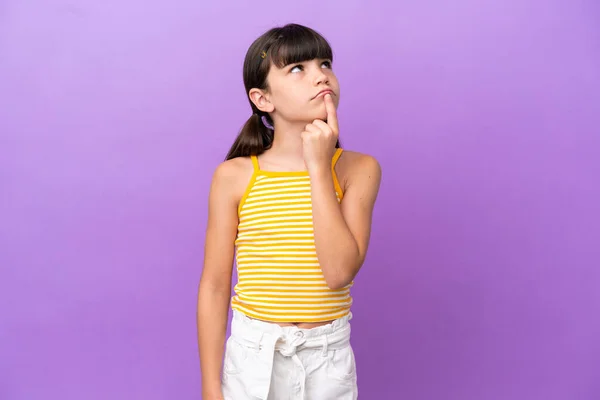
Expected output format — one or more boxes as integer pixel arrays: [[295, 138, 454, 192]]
[[324, 94, 338, 133]]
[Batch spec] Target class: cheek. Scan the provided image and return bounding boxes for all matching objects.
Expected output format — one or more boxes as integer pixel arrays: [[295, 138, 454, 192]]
[[331, 81, 341, 105], [327, 71, 339, 84], [273, 86, 304, 109]]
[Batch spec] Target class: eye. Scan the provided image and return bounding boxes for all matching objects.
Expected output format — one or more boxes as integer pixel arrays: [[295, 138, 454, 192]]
[[290, 64, 304, 73], [321, 60, 332, 69]]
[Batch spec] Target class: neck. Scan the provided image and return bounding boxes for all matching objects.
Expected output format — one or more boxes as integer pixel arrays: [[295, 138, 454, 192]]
[[268, 120, 307, 165]]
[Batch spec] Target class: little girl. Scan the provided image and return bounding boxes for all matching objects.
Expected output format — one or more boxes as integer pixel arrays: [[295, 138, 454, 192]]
[[197, 23, 381, 400]]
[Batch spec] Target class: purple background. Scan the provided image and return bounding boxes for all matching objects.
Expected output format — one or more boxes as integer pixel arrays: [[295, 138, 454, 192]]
[[1, 0, 599, 399]]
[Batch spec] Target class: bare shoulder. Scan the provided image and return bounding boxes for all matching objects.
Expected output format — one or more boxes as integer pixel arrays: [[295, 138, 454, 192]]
[[336, 150, 382, 192], [210, 156, 255, 206], [212, 156, 253, 182]]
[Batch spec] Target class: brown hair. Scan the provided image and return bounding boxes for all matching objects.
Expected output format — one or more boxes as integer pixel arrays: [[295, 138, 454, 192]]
[[225, 23, 341, 161]]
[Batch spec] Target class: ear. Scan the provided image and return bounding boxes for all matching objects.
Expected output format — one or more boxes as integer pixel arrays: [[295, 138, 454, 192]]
[[249, 88, 275, 113]]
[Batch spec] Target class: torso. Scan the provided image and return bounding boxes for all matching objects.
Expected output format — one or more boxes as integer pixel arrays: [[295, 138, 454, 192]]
[[226, 150, 363, 329]]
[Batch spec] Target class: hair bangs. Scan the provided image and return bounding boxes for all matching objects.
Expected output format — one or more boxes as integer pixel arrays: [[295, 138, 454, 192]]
[[268, 26, 333, 68]]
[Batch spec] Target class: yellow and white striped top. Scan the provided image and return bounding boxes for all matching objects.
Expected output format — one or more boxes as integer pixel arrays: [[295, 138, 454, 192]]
[[231, 148, 352, 323]]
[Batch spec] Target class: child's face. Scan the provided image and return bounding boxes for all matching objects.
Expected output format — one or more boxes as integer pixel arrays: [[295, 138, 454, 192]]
[[266, 58, 340, 124]]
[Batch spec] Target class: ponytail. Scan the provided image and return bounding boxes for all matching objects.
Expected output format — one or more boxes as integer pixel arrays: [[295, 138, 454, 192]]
[[225, 113, 274, 160]]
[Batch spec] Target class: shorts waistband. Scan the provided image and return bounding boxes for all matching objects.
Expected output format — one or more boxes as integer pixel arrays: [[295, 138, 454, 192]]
[[230, 310, 352, 354]]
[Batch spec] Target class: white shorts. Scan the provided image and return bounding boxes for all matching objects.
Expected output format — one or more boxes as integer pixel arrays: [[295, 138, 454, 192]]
[[221, 310, 358, 400]]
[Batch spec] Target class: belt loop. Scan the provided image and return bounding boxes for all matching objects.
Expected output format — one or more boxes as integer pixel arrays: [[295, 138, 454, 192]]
[[321, 334, 329, 357]]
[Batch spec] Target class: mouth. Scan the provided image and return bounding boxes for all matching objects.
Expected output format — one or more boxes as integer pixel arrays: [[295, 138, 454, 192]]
[[312, 89, 335, 100]]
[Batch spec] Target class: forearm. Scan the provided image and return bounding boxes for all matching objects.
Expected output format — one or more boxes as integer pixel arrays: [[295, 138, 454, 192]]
[[197, 284, 230, 397], [310, 168, 360, 289]]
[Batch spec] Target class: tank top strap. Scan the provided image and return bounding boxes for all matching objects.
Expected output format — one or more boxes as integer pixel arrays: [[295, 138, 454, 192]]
[[331, 148, 344, 200], [250, 155, 260, 172], [332, 148, 344, 168]]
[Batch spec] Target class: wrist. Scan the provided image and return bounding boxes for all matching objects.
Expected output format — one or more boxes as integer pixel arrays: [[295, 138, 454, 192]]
[[307, 162, 330, 176]]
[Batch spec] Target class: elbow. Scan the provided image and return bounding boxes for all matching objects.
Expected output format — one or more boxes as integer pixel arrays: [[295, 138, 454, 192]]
[[197, 277, 231, 306], [322, 265, 358, 290], [325, 279, 350, 290], [321, 247, 364, 290]]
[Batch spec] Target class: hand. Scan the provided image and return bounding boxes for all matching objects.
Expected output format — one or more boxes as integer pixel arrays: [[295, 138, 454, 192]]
[[301, 94, 339, 172]]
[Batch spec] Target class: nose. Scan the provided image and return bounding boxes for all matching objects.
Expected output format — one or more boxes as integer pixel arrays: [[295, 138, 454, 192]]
[[313, 66, 329, 86]]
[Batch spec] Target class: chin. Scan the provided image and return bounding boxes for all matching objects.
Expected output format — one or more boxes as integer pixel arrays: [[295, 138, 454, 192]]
[[310, 105, 328, 122], [289, 103, 328, 124], [314, 112, 328, 122]]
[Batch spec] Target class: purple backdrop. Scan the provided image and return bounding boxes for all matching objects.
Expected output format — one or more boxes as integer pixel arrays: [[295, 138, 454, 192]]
[[1, 0, 599, 399]]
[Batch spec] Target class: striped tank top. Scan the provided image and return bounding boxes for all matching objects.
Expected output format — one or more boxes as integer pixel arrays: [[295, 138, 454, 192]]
[[231, 148, 353, 323]]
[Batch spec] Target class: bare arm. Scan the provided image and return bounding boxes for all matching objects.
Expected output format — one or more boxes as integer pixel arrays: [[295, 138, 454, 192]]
[[197, 162, 240, 399], [310, 154, 381, 289], [301, 94, 382, 290]]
